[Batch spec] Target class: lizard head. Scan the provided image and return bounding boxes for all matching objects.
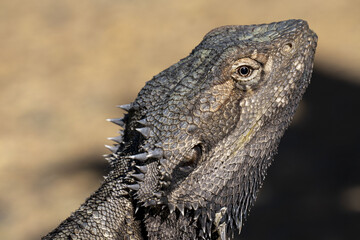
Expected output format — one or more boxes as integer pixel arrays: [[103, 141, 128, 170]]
[[109, 19, 317, 237]]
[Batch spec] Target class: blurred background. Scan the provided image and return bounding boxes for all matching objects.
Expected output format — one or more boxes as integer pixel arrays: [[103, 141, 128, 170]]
[[0, 0, 359, 239]]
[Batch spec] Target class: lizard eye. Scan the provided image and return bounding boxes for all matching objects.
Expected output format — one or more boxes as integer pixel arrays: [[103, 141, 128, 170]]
[[231, 58, 261, 86]]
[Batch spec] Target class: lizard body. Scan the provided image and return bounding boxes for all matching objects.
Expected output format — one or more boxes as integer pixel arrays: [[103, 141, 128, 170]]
[[43, 19, 317, 239]]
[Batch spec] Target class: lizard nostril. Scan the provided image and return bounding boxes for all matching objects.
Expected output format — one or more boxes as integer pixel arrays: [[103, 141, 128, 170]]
[[285, 42, 293, 49], [281, 42, 294, 54]]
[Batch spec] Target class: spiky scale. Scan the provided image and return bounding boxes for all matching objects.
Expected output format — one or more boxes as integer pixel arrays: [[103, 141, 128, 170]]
[[192, 202, 199, 210], [104, 155, 114, 164], [116, 103, 132, 111], [128, 153, 147, 161], [153, 192, 162, 198], [168, 203, 175, 214], [135, 127, 151, 138], [126, 184, 140, 191], [207, 210, 213, 221], [199, 230, 204, 239], [144, 199, 156, 207], [146, 148, 163, 159], [235, 214, 243, 234], [105, 144, 119, 153], [194, 209, 201, 221], [137, 118, 147, 125], [131, 173, 145, 181], [106, 118, 125, 127], [177, 203, 185, 216], [201, 214, 207, 234], [135, 165, 148, 173], [107, 135, 123, 143]]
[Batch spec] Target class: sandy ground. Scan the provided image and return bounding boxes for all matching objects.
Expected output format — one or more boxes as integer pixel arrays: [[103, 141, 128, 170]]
[[0, 0, 359, 239]]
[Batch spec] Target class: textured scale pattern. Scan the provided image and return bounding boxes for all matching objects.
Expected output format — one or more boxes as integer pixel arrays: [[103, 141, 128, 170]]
[[43, 19, 317, 239]]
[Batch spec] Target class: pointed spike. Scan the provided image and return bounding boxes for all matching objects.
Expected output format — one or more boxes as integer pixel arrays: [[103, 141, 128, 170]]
[[168, 203, 175, 214], [177, 203, 185, 216], [192, 202, 199, 210], [104, 156, 114, 163], [106, 159, 115, 166], [194, 209, 201, 221], [199, 230, 204, 239], [153, 192, 162, 198], [105, 144, 119, 153], [235, 215, 243, 233], [135, 206, 139, 214], [126, 184, 140, 191], [137, 118, 148, 125], [131, 173, 145, 181], [147, 199, 156, 206], [106, 118, 125, 127], [227, 211, 232, 225], [207, 210, 212, 221], [207, 221, 212, 237], [128, 153, 148, 161], [107, 135, 123, 143], [135, 165, 148, 173], [201, 214, 207, 233], [135, 127, 151, 138], [146, 148, 163, 159], [117, 103, 132, 111]]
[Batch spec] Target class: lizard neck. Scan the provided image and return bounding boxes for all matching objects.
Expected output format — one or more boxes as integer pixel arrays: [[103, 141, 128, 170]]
[[43, 174, 142, 239]]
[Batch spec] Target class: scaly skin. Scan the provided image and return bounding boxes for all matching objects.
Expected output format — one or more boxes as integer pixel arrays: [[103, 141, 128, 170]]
[[43, 19, 317, 239]]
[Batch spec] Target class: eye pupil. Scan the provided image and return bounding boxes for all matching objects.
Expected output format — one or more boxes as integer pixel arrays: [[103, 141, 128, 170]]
[[238, 66, 251, 77], [240, 67, 249, 75]]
